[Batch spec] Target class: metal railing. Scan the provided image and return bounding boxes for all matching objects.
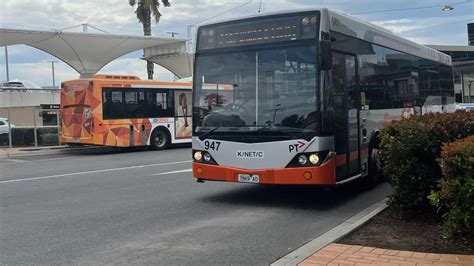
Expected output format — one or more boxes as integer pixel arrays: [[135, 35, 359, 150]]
[[1, 109, 61, 148]]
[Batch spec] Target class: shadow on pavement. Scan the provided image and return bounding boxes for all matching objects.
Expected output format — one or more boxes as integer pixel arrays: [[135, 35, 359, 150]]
[[200, 179, 388, 211]]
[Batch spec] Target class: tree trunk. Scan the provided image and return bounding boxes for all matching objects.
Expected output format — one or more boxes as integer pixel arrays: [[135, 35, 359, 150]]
[[142, 11, 154, 80]]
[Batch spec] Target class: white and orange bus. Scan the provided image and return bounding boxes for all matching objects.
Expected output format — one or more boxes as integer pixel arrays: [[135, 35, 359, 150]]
[[60, 75, 192, 149], [191, 9, 454, 186]]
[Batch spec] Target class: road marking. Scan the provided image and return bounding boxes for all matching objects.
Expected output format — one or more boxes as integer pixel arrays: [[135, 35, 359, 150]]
[[0, 160, 191, 184], [152, 169, 192, 176]]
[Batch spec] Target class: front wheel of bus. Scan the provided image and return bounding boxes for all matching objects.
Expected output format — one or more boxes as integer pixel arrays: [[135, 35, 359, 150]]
[[150, 129, 169, 150], [365, 147, 384, 189]]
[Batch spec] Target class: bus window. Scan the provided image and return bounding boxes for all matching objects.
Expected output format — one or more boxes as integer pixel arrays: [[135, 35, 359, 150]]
[[146, 90, 174, 117], [103, 91, 114, 119], [111, 91, 125, 119]]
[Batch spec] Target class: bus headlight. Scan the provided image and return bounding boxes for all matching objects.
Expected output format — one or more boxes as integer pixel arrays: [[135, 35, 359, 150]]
[[286, 151, 329, 168], [203, 152, 212, 162], [298, 155, 308, 165], [302, 17, 310, 25], [309, 154, 320, 165], [194, 151, 202, 161]]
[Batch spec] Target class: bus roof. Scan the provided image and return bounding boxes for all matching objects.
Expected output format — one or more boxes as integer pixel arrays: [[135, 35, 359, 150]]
[[197, 8, 452, 66]]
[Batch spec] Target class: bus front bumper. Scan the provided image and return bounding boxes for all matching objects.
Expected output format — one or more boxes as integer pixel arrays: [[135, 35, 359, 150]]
[[192, 156, 336, 185]]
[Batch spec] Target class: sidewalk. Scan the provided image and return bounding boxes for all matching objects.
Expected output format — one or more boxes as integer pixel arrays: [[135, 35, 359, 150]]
[[299, 243, 474, 266]]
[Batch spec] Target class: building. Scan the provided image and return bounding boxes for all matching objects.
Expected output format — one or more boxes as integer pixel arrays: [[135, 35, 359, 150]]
[[427, 45, 474, 103], [0, 86, 59, 127], [428, 23, 474, 103]]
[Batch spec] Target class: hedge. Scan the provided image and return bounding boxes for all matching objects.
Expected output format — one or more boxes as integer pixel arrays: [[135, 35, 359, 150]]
[[8, 127, 59, 147], [429, 136, 474, 236], [380, 110, 474, 212]]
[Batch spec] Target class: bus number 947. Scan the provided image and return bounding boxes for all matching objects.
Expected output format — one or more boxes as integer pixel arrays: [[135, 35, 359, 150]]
[[204, 141, 221, 151]]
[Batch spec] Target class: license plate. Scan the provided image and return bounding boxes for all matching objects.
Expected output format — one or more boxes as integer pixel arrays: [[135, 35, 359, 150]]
[[237, 174, 259, 183]]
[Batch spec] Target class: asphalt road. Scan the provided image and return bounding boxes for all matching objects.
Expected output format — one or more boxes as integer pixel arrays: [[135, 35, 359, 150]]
[[0, 147, 391, 265]]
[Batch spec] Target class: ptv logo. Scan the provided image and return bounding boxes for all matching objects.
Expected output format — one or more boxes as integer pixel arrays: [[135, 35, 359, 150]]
[[288, 141, 306, 153]]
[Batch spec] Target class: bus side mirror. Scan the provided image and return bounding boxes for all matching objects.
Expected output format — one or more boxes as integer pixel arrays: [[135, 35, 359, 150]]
[[320, 41, 332, 70]]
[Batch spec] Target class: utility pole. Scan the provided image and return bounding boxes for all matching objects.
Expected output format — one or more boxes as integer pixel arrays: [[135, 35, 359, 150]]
[[4, 46, 9, 81], [48, 61, 58, 89]]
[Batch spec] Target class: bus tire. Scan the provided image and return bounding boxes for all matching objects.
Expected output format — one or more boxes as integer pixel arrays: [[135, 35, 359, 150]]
[[365, 147, 384, 189], [150, 128, 170, 150]]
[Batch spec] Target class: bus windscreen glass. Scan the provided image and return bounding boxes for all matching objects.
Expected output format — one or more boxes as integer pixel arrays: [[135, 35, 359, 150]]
[[198, 13, 319, 50]]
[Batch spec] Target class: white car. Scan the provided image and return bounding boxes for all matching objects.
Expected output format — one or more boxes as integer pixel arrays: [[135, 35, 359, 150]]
[[0, 117, 15, 135]]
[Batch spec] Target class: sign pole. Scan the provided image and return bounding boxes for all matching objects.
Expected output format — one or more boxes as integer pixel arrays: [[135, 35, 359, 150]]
[[7, 110, 12, 148]]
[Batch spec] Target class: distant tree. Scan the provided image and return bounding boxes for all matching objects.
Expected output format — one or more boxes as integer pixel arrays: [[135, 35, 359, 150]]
[[128, 0, 171, 79]]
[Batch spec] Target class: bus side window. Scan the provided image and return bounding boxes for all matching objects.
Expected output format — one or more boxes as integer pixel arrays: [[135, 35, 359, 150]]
[[103, 90, 113, 119], [112, 91, 125, 118], [146, 90, 172, 117], [135, 90, 146, 117], [125, 91, 138, 118]]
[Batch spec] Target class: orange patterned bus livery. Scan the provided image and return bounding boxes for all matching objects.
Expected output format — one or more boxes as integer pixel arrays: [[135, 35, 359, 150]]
[[60, 75, 192, 148]]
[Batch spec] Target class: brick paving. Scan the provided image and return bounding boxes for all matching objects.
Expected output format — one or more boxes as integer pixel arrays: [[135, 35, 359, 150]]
[[299, 243, 474, 266]]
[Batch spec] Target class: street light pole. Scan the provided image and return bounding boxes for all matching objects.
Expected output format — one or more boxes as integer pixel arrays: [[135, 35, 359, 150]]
[[4, 46, 9, 81], [48, 61, 58, 89]]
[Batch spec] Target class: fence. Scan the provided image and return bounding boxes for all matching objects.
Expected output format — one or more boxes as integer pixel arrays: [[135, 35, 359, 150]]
[[0, 109, 61, 148]]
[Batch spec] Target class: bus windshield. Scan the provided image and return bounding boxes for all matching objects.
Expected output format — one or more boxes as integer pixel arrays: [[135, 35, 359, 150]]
[[193, 45, 318, 139]]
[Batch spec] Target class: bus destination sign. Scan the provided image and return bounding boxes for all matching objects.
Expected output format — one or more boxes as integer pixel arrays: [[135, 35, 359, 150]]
[[198, 13, 318, 50]]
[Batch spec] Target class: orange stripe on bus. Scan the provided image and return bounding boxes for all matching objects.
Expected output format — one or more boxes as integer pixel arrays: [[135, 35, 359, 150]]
[[193, 154, 336, 185]]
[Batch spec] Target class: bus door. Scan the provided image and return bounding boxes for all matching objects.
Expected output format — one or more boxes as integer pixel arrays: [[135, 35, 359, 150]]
[[140, 124, 147, 146], [332, 53, 360, 180]]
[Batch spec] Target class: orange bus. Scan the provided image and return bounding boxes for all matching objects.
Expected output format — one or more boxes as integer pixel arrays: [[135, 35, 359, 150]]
[[60, 75, 192, 149]]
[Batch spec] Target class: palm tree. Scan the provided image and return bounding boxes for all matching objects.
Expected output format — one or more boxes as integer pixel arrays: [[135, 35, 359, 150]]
[[129, 0, 171, 79]]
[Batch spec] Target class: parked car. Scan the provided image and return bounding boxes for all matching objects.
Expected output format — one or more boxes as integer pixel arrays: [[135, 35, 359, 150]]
[[0, 117, 15, 134], [1, 79, 43, 90], [0, 117, 15, 145], [456, 103, 474, 111]]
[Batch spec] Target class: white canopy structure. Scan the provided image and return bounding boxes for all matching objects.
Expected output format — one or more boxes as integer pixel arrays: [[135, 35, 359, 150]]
[[0, 28, 194, 78], [144, 45, 194, 80]]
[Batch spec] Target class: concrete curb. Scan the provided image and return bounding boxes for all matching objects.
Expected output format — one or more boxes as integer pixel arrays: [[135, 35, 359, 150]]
[[271, 198, 389, 266]]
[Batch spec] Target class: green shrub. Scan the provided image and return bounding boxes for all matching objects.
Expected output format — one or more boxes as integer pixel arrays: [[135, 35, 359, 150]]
[[40, 133, 58, 146], [11, 128, 35, 146], [38, 127, 59, 146], [38, 127, 58, 135], [429, 136, 474, 236], [380, 111, 474, 212], [10, 127, 59, 146]]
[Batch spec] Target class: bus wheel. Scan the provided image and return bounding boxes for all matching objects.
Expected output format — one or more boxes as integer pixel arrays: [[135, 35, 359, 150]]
[[365, 147, 384, 188], [150, 129, 169, 150]]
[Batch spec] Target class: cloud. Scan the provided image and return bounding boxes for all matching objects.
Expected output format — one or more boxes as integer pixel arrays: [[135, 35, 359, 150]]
[[0, 57, 173, 86], [0, 60, 77, 86], [0, 0, 471, 83], [371, 19, 419, 33]]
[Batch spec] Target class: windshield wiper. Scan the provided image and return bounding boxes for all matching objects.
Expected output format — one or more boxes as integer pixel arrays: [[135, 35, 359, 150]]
[[198, 127, 221, 140]]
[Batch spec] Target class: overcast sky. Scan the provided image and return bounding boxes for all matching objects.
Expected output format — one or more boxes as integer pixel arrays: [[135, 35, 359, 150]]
[[0, 0, 473, 86]]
